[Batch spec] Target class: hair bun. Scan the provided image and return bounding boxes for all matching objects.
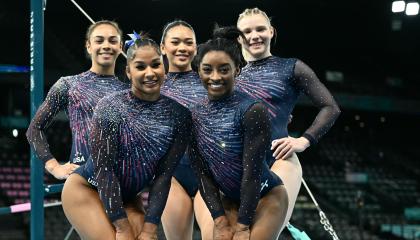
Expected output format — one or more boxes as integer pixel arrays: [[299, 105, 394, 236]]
[[212, 25, 243, 42]]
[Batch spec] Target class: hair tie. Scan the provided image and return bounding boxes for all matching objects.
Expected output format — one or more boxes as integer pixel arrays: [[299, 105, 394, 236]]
[[124, 31, 141, 50]]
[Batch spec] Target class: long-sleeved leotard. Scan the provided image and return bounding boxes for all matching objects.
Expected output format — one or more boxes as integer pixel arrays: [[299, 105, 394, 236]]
[[160, 71, 207, 196], [236, 57, 340, 152], [160, 71, 208, 111], [190, 91, 281, 225], [26, 71, 129, 165], [87, 90, 191, 224]]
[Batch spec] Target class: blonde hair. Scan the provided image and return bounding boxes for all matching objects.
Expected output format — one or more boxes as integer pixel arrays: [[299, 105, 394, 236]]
[[237, 8, 273, 61], [237, 7, 271, 27]]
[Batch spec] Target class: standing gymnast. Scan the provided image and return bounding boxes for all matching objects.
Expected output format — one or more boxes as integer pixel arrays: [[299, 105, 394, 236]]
[[191, 26, 289, 240], [61, 34, 191, 240], [235, 7, 341, 231], [26, 20, 128, 180], [159, 20, 207, 240]]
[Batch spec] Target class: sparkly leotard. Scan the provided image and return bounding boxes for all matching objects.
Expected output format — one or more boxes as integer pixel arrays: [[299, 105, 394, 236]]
[[82, 90, 191, 224], [160, 71, 207, 196], [236, 57, 340, 164], [26, 71, 129, 165], [191, 91, 281, 225]]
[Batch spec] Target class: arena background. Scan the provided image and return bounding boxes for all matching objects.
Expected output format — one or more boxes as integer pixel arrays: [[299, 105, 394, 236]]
[[0, 0, 419, 239]]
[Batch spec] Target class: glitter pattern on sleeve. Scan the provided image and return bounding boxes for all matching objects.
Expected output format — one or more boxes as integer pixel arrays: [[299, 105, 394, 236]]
[[236, 56, 340, 146], [26, 71, 129, 164], [293, 60, 341, 145], [191, 91, 280, 225], [26, 77, 70, 162], [90, 90, 191, 224]]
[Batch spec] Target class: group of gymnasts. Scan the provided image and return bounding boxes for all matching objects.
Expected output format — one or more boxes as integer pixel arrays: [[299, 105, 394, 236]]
[[26, 7, 341, 240]]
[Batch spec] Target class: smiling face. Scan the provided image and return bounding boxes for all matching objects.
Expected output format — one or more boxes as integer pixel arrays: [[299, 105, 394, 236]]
[[126, 46, 165, 101], [161, 25, 197, 72], [237, 14, 274, 61], [86, 24, 122, 74], [198, 51, 238, 100]]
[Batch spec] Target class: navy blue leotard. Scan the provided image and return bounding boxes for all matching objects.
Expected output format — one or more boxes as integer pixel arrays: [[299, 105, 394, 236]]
[[190, 91, 281, 225], [26, 71, 129, 165], [76, 90, 191, 225], [236, 57, 340, 164], [160, 71, 207, 196]]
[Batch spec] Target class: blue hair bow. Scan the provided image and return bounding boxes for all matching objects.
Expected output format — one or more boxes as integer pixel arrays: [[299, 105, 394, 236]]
[[124, 31, 141, 50]]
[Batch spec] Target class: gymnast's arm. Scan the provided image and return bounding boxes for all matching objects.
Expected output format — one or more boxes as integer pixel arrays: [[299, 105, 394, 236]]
[[294, 59, 341, 145], [90, 101, 129, 232], [25, 78, 78, 179], [190, 130, 228, 228], [142, 106, 192, 234], [237, 103, 271, 228]]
